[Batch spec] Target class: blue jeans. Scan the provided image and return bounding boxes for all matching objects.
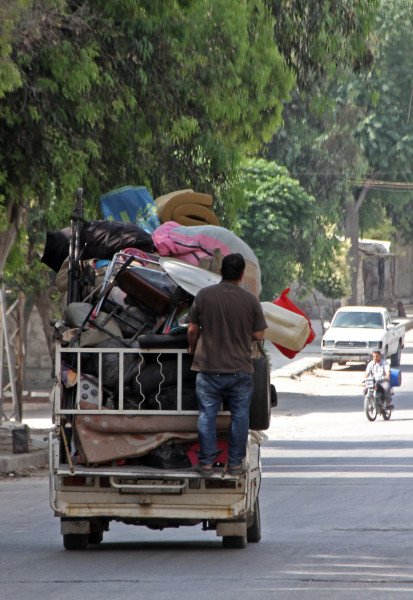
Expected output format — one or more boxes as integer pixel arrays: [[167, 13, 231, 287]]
[[196, 372, 253, 467]]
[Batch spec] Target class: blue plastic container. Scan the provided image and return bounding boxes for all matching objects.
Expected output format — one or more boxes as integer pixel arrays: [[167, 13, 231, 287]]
[[390, 368, 402, 387]]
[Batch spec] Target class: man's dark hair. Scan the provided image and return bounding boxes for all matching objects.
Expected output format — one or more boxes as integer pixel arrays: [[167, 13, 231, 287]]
[[221, 253, 245, 281]]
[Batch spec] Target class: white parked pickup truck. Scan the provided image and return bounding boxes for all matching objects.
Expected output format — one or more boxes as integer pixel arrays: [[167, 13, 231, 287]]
[[321, 306, 405, 370]]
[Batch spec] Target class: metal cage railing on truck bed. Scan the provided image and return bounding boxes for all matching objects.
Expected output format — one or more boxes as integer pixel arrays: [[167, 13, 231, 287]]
[[53, 344, 230, 417]]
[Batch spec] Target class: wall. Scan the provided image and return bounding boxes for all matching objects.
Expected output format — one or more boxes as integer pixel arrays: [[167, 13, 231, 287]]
[[362, 254, 395, 305], [25, 307, 53, 392], [394, 244, 413, 300]]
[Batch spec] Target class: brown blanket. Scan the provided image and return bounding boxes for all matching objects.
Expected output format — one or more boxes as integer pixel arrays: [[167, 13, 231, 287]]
[[75, 413, 231, 464], [155, 190, 220, 226]]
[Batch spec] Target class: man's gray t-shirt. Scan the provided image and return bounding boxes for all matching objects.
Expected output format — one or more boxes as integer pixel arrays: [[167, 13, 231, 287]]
[[366, 359, 388, 382], [187, 281, 267, 373]]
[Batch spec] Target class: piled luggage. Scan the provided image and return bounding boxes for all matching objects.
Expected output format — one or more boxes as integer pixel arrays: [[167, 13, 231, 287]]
[[42, 185, 315, 470], [42, 186, 269, 469]]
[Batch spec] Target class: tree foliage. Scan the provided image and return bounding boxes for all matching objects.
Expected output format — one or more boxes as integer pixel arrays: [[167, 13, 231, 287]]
[[311, 236, 350, 301], [267, 101, 368, 224], [237, 159, 325, 300], [347, 0, 413, 241], [0, 0, 294, 296], [0, 0, 293, 225], [268, 0, 378, 91], [266, 0, 379, 235]]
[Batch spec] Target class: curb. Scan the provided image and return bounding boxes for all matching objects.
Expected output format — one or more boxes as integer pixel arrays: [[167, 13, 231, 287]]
[[0, 447, 48, 474], [290, 358, 322, 378], [272, 357, 321, 380], [2, 395, 51, 405]]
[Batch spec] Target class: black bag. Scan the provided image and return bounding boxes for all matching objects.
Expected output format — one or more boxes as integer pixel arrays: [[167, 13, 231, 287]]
[[140, 444, 191, 469], [91, 339, 143, 390], [41, 220, 154, 272], [41, 228, 72, 273], [138, 332, 188, 349], [249, 355, 271, 430]]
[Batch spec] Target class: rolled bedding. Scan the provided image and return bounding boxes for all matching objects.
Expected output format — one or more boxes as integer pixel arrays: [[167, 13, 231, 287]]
[[152, 221, 261, 297], [261, 302, 311, 352], [155, 190, 220, 226]]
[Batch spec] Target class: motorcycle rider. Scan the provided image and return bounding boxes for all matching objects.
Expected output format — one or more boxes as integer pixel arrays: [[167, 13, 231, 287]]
[[364, 349, 392, 407]]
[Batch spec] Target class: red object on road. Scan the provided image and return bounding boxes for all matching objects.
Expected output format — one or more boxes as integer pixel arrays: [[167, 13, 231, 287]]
[[273, 288, 315, 358]]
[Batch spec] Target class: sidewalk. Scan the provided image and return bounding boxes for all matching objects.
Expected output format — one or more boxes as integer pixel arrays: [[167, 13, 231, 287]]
[[0, 413, 51, 475], [2, 310, 413, 475]]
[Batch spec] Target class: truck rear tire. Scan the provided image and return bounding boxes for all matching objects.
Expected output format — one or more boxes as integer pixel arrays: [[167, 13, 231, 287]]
[[322, 359, 332, 370], [63, 534, 89, 550], [249, 356, 271, 431], [247, 498, 261, 543], [88, 531, 104, 545], [222, 535, 247, 549]]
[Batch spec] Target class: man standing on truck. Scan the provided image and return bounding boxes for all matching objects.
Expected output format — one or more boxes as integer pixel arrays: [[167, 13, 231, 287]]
[[187, 253, 267, 476]]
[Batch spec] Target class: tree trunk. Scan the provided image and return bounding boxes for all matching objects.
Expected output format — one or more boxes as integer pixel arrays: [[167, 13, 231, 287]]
[[344, 187, 369, 305], [0, 202, 25, 274], [345, 199, 360, 305], [312, 289, 325, 333], [34, 287, 56, 359]]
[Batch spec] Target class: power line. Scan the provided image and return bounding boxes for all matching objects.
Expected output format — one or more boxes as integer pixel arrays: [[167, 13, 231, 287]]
[[356, 179, 413, 190]]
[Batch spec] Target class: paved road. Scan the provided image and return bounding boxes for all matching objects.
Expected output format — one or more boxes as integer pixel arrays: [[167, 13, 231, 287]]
[[1, 334, 413, 599]]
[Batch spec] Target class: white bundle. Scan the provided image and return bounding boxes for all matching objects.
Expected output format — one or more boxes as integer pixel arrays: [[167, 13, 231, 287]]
[[261, 302, 310, 351]]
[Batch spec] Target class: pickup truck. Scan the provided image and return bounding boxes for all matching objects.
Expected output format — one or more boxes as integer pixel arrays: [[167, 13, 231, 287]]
[[50, 344, 270, 550], [48, 212, 271, 550], [321, 306, 405, 370]]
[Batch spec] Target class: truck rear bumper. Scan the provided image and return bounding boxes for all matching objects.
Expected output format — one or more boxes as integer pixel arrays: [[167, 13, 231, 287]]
[[51, 464, 258, 522]]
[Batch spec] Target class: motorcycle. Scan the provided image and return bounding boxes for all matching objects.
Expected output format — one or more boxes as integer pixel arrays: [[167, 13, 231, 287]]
[[363, 376, 393, 421]]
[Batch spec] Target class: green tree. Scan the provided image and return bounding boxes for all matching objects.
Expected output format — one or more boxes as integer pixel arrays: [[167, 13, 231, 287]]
[[268, 0, 378, 91], [237, 158, 339, 301], [311, 236, 350, 319], [266, 1, 381, 303], [0, 0, 293, 267], [350, 0, 413, 241], [0, 0, 294, 369], [0, 0, 30, 98], [320, 0, 413, 300]]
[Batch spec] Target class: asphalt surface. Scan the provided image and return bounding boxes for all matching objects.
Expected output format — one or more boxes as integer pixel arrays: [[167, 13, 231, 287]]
[[1, 331, 413, 598]]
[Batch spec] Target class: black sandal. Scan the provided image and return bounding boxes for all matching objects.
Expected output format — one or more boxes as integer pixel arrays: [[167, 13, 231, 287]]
[[195, 463, 214, 477], [226, 464, 244, 476]]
